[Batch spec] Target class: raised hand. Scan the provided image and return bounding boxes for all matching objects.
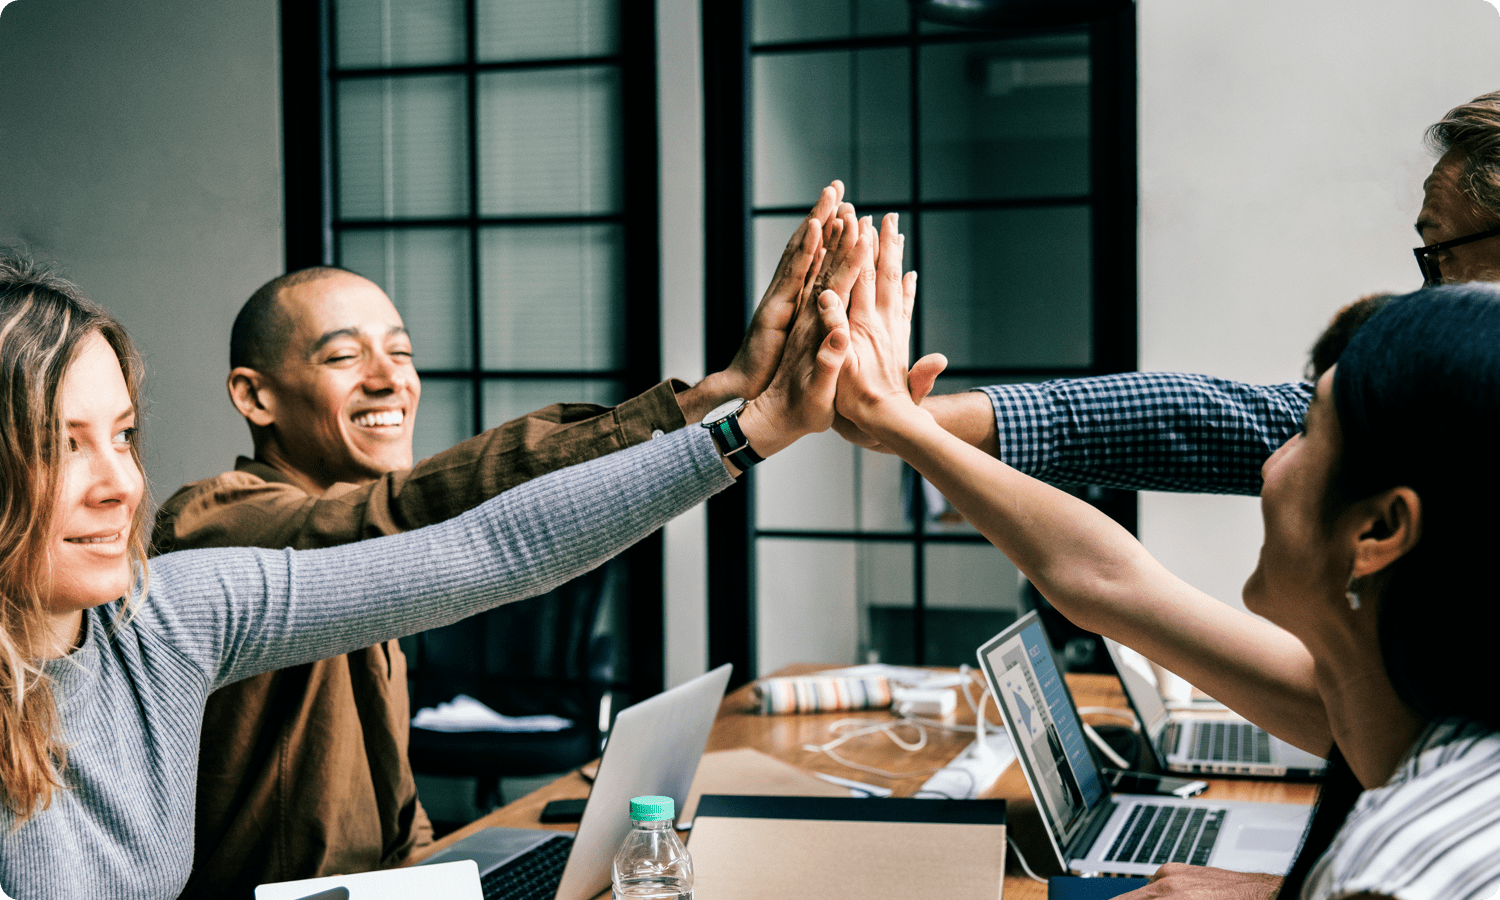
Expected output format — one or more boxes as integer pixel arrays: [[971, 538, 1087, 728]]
[[678, 182, 845, 422], [729, 225, 861, 468], [835, 213, 946, 437]]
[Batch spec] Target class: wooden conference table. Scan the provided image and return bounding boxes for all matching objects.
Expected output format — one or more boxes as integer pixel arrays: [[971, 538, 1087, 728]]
[[413, 664, 1318, 899]]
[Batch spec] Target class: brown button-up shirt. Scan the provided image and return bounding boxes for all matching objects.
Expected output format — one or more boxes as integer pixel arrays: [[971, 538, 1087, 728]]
[[152, 382, 689, 899]]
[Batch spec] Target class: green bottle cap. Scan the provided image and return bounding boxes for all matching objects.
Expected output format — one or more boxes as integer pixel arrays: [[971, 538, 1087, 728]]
[[629, 795, 675, 821]]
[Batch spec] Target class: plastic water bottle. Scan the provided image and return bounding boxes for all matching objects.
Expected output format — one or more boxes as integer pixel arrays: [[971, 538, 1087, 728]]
[[611, 795, 694, 900]]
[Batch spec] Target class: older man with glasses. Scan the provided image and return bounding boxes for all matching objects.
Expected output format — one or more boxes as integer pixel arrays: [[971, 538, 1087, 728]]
[[837, 90, 1500, 502]]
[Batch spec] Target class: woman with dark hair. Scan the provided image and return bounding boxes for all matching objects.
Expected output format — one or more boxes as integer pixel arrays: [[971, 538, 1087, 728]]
[[0, 246, 855, 899], [835, 214, 1500, 898]]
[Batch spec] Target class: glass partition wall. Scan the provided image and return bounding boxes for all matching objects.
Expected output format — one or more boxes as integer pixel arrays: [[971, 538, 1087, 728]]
[[283, 0, 663, 699], [705, 1, 1138, 679]]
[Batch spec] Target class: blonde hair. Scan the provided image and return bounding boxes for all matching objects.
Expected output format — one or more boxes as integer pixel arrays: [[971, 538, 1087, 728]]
[[0, 252, 150, 823]]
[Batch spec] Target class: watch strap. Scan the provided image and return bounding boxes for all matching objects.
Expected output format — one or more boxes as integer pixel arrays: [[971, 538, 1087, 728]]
[[704, 403, 763, 469]]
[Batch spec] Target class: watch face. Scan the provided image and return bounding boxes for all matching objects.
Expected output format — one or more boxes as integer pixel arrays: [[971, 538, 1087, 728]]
[[702, 398, 746, 425]]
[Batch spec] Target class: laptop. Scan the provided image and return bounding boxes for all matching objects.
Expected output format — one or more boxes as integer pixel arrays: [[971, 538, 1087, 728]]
[[415, 664, 733, 900], [977, 613, 1310, 877], [1103, 637, 1326, 779]]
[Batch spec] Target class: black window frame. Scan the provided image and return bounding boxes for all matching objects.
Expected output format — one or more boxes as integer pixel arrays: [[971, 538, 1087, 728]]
[[279, 0, 666, 701], [702, 2, 1138, 684]]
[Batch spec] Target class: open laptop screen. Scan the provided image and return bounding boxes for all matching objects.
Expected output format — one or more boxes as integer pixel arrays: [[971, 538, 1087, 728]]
[[1103, 637, 1172, 754], [978, 614, 1104, 850]]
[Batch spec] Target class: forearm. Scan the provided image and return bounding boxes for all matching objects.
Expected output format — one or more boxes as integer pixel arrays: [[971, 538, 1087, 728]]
[[924, 391, 999, 455], [979, 374, 1311, 495], [869, 405, 1330, 753], [155, 381, 690, 554], [151, 428, 734, 687], [674, 371, 740, 424]]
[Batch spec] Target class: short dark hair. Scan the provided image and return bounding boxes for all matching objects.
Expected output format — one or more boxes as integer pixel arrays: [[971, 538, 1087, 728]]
[[1305, 293, 1395, 382], [1426, 90, 1500, 223], [229, 267, 351, 372], [1330, 283, 1500, 730]]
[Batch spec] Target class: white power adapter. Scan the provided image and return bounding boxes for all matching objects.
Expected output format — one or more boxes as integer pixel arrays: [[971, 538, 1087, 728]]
[[892, 686, 958, 718], [918, 730, 1013, 799]]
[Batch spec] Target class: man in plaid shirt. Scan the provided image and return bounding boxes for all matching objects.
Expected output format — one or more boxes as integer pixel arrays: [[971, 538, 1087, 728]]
[[844, 91, 1500, 494]]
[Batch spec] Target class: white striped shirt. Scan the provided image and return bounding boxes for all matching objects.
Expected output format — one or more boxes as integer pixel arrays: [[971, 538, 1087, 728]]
[[1304, 719, 1500, 899]]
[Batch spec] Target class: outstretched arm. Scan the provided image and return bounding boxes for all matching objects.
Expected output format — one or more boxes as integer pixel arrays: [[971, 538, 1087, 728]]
[[834, 214, 1330, 755], [835, 354, 1310, 499]]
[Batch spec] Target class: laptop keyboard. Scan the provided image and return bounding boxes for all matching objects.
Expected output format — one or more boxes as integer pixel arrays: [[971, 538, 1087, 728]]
[[479, 834, 572, 900], [1104, 803, 1226, 866], [1193, 721, 1273, 764]]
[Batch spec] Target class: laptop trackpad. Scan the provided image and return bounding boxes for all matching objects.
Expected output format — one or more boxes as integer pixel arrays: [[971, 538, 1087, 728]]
[[420, 827, 564, 871], [1234, 826, 1300, 853]]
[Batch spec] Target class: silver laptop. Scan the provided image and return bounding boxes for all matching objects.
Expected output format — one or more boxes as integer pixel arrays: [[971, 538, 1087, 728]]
[[977, 614, 1309, 878], [1103, 637, 1326, 779], [417, 664, 733, 900]]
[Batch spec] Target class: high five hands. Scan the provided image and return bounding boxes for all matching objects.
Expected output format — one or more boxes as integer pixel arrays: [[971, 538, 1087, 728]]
[[729, 198, 947, 471], [831, 212, 946, 443]]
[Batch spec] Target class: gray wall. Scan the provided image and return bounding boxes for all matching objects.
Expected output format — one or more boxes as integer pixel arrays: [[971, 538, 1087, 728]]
[[1137, 0, 1500, 618], [0, 0, 283, 497]]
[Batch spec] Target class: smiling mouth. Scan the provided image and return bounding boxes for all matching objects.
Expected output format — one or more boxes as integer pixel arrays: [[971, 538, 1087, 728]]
[[353, 409, 404, 428], [66, 532, 122, 545]]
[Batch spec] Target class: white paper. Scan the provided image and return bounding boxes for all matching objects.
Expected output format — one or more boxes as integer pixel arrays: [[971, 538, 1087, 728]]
[[411, 694, 572, 733]]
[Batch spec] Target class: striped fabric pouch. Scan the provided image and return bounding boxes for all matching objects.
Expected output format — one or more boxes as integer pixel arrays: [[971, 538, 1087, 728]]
[[753, 675, 892, 715]]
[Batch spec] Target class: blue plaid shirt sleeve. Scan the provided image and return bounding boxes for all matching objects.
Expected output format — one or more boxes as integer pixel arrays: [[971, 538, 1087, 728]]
[[978, 373, 1313, 495]]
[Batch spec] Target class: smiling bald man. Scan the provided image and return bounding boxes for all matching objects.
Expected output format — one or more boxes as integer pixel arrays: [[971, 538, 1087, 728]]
[[151, 185, 847, 899]]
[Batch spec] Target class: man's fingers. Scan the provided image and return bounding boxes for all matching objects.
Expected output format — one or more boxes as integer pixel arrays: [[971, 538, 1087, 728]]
[[818, 286, 849, 333], [815, 216, 866, 303], [808, 182, 839, 225], [908, 353, 947, 404], [815, 219, 845, 287], [902, 271, 917, 321]]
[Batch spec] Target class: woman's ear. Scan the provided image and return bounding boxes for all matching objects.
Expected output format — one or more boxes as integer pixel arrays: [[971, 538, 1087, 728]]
[[228, 367, 277, 427], [1350, 487, 1422, 579]]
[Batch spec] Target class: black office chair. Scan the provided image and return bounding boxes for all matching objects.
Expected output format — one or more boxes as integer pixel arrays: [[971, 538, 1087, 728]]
[[405, 560, 618, 821]]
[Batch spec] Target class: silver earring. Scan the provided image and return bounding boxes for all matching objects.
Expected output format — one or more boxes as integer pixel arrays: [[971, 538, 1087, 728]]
[[1346, 576, 1361, 611]]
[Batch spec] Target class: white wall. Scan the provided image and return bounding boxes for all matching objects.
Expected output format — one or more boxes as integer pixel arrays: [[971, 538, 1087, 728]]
[[0, 0, 283, 496], [656, 0, 711, 687], [1137, 0, 1500, 611]]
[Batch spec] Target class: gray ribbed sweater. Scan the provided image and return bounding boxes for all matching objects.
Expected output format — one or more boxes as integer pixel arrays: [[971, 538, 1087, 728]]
[[0, 427, 731, 900]]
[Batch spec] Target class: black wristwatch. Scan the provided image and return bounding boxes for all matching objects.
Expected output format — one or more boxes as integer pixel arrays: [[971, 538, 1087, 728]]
[[701, 398, 764, 471]]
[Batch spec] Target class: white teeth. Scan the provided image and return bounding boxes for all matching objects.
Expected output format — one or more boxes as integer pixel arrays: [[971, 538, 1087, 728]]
[[67, 533, 120, 544], [354, 409, 404, 428]]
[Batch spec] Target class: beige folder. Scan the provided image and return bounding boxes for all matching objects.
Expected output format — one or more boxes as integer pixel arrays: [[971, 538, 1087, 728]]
[[688, 795, 1007, 900], [679, 747, 849, 825]]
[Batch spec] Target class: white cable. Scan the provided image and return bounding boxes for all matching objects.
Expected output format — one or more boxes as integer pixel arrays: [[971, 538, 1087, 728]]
[[1076, 706, 1140, 731], [818, 744, 949, 781], [802, 718, 947, 781], [1007, 836, 1048, 884], [802, 718, 928, 754], [1082, 720, 1131, 769], [802, 668, 1005, 783]]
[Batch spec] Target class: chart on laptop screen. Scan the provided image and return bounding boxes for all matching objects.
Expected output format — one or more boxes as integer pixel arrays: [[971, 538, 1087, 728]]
[[985, 621, 1104, 836]]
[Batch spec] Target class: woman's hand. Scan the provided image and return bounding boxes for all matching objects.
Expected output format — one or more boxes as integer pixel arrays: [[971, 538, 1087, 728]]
[[834, 213, 946, 438]]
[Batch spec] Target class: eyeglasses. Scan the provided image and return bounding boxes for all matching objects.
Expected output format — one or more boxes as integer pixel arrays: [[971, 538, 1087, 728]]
[[1413, 223, 1500, 286]]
